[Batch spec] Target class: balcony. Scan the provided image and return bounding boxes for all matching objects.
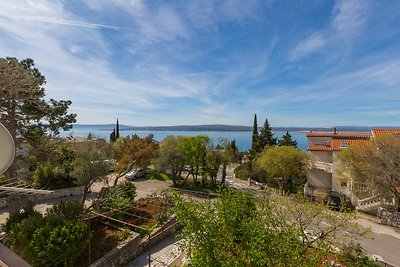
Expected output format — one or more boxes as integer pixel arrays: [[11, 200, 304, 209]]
[[308, 160, 333, 173]]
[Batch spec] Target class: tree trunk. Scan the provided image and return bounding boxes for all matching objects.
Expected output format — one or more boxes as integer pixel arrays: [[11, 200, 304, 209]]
[[81, 185, 89, 206], [5, 100, 17, 181]]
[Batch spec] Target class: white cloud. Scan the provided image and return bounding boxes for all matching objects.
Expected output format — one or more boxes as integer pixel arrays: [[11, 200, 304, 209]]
[[289, 0, 371, 61], [289, 32, 326, 60]]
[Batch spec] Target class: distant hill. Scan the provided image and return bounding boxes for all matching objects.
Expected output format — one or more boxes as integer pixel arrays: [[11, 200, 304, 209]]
[[72, 124, 399, 132]]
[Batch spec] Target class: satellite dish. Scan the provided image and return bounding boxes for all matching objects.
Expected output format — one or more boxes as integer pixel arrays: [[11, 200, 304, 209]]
[[0, 123, 15, 175]]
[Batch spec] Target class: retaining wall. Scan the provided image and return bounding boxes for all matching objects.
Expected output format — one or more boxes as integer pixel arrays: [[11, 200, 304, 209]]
[[90, 216, 179, 267], [378, 207, 400, 228], [0, 186, 84, 208]]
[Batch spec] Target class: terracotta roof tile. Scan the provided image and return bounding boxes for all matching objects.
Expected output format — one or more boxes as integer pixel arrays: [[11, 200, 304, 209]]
[[307, 132, 371, 138], [308, 145, 333, 151], [372, 128, 400, 138], [330, 139, 371, 151]]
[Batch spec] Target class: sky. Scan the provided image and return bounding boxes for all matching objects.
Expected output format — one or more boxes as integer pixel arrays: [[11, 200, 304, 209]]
[[1, 0, 400, 127]]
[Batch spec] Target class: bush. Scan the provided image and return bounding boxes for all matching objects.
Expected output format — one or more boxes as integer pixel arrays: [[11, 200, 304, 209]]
[[234, 163, 252, 180], [10, 215, 89, 267], [32, 163, 76, 189], [3, 206, 41, 233], [47, 200, 84, 220], [96, 181, 137, 211]]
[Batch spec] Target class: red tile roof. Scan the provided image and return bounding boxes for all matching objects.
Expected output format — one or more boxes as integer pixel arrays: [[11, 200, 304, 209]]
[[372, 128, 400, 138], [308, 139, 371, 151], [331, 139, 371, 151], [307, 132, 371, 138]]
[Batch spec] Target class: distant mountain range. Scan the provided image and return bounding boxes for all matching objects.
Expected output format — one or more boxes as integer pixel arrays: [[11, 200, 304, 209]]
[[72, 124, 400, 132]]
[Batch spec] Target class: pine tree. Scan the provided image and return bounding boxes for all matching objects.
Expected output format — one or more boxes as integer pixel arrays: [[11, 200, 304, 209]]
[[257, 118, 277, 151], [116, 119, 120, 139], [251, 114, 259, 154], [110, 128, 116, 142], [278, 131, 298, 147]]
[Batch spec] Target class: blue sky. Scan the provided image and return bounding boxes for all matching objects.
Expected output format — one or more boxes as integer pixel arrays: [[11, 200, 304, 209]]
[[1, 0, 399, 127]]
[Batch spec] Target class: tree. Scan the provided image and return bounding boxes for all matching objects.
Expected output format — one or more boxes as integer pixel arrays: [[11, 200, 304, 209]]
[[116, 119, 120, 139], [156, 148, 186, 186], [173, 189, 372, 267], [177, 135, 209, 183], [204, 150, 222, 187], [257, 117, 277, 151], [278, 131, 298, 147], [0, 57, 76, 180], [71, 143, 110, 205], [255, 146, 307, 194], [338, 135, 400, 211], [112, 134, 158, 185], [251, 114, 259, 156], [110, 128, 116, 142]]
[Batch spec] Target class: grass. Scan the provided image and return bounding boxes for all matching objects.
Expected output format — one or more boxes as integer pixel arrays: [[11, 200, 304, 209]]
[[148, 172, 171, 181]]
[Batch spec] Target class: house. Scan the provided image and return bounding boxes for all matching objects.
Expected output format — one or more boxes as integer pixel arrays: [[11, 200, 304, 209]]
[[305, 128, 371, 199]]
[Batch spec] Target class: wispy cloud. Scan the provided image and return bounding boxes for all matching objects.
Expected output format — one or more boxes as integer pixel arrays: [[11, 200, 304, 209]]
[[289, 0, 371, 61], [289, 32, 326, 60]]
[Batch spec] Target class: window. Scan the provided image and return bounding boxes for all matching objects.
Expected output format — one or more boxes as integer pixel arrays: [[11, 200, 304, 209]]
[[340, 142, 349, 148]]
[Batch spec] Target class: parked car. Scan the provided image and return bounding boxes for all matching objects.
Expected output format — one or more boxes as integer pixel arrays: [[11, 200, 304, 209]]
[[324, 191, 354, 210], [125, 168, 147, 181]]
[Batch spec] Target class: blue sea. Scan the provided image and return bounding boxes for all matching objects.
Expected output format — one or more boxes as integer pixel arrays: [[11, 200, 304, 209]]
[[62, 125, 308, 152]]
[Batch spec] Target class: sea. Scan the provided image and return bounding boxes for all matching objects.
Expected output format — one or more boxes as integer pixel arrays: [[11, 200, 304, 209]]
[[61, 125, 308, 152]]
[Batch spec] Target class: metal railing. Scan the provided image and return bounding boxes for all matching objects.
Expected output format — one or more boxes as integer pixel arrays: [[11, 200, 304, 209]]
[[308, 160, 333, 173]]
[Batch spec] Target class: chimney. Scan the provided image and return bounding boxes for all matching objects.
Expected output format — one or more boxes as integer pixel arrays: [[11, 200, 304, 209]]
[[333, 127, 337, 134]]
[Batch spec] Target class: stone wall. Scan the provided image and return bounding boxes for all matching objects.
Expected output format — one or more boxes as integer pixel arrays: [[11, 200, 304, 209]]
[[0, 186, 85, 209], [378, 207, 400, 228], [90, 216, 180, 267]]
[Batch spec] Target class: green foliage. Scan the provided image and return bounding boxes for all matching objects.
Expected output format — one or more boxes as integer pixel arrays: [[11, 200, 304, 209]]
[[3, 206, 41, 233], [71, 144, 110, 204], [116, 119, 120, 139], [173, 190, 372, 267], [32, 162, 75, 189], [178, 135, 209, 182], [251, 114, 259, 156], [97, 181, 137, 211], [156, 147, 186, 185], [9, 213, 89, 267], [204, 150, 222, 187], [173, 190, 317, 266], [0, 175, 6, 185], [255, 146, 307, 194], [148, 171, 171, 181], [0, 57, 76, 179], [110, 128, 116, 142], [278, 131, 298, 147], [47, 200, 85, 220], [338, 135, 400, 210], [234, 163, 252, 180], [257, 118, 277, 151]]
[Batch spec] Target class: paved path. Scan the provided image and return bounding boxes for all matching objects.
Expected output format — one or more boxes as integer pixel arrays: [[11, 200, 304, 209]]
[[125, 235, 185, 267]]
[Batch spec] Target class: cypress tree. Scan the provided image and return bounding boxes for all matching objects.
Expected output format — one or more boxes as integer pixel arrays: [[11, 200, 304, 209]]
[[110, 128, 116, 142], [251, 114, 259, 154], [116, 119, 120, 139], [258, 118, 277, 151], [278, 131, 298, 147]]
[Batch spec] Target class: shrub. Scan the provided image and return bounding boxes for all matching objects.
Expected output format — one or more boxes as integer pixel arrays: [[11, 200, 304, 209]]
[[96, 181, 137, 211], [234, 163, 252, 180], [3, 206, 41, 233], [47, 200, 85, 220], [32, 163, 75, 189]]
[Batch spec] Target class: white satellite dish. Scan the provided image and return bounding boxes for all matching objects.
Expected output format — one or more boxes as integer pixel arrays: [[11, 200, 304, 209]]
[[0, 123, 15, 175]]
